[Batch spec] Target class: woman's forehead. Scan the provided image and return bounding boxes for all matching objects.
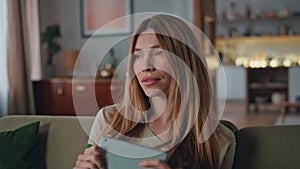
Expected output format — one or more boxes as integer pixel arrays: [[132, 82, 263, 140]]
[[135, 29, 160, 51]]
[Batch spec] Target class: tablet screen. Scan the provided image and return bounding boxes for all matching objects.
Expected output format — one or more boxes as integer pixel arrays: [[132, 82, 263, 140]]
[[99, 137, 168, 169]]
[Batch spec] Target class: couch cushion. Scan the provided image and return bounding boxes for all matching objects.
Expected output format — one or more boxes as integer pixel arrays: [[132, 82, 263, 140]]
[[0, 121, 40, 169], [0, 115, 95, 169], [233, 125, 300, 169], [38, 123, 50, 169]]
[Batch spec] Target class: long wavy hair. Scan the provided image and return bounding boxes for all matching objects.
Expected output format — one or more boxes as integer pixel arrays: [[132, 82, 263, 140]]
[[100, 14, 221, 169]]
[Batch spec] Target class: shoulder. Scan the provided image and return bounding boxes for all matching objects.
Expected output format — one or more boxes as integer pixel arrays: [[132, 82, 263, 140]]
[[216, 122, 237, 169], [94, 104, 117, 121], [88, 105, 117, 145], [99, 104, 116, 115], [216, 122, 236, 155], [216, 122, 236, 144]]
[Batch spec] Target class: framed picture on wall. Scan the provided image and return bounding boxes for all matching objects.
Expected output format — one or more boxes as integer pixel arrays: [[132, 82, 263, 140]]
[[80, 0, 133, 37]]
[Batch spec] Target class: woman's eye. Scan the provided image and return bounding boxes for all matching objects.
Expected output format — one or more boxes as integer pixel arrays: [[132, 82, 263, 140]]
[[132, 54, 140, 59], [155, 50, 163, 56]]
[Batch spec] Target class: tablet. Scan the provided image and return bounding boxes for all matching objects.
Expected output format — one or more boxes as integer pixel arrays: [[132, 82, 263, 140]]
[[99, 137, 168, 169]]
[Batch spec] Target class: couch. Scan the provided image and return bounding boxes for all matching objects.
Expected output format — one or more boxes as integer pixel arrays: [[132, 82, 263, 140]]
[[0, 115, 299, 169], [0, 115, 94, 169], [232, 124, 300, 169]]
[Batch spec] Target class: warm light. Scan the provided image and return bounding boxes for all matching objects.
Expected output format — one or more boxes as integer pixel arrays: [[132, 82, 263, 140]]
[[235, 58, 243, 66], [254, 61, 260, 68], [283, 59, 292, 67], [249, 61, 255, 68], [298, 60, 300, 66], [243, 60, 249, 68], [260, 60, 267, 68], [206, 56, 220, 70], [250, 60, 265, 68], [235, 57, 247, 66], [270, 59, 279, 68]]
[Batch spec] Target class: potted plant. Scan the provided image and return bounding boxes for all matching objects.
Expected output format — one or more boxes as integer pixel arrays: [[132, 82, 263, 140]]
[[41, 24, 61, 78]]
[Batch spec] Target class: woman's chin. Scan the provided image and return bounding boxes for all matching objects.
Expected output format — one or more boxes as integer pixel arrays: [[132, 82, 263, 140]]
[[145, 88, 165, 98]]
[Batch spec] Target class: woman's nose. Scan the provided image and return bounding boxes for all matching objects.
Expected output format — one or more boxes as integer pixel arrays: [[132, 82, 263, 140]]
[[143, 67, 156, 72], [141, 53, 156, 72]]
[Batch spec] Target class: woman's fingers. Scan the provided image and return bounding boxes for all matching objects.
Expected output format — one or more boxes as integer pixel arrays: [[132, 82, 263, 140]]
[[74, 146, 107, 169], [140, 159, 161, 166], [84, 145, 102, 155], [139, 159, 170, 169], [75, 158, 100, 169], [75, 154, 105, 169], [77, 154, 103, 168]]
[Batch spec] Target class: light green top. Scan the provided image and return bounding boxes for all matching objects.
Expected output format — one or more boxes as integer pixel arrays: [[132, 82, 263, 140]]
[[88, 105, 236, 169]]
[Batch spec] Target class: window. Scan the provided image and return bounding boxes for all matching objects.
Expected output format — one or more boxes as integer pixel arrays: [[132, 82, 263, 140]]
[[0, 0, 8, 116]]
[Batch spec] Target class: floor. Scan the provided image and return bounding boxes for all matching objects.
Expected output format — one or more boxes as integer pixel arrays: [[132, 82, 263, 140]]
[[221, 100, 300, 129]]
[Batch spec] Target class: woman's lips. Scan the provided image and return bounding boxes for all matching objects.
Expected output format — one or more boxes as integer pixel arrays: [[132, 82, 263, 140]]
[[141, 77, 160, 86]]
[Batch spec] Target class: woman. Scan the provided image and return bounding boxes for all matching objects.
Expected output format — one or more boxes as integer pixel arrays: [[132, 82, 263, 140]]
[[74, 14, 235, 169]]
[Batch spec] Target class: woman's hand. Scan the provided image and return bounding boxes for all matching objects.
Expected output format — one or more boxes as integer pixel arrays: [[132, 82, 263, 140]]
[[73, 145, 106, 169], [139, 159, 171, 169]]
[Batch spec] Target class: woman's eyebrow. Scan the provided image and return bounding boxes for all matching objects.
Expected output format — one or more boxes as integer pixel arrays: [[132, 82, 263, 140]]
[[134, 44, 161, 52], [150, 44, 161, 49]]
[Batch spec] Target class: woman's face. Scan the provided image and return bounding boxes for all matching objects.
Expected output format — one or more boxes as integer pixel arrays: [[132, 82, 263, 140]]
[[133, 29, 173, 97]]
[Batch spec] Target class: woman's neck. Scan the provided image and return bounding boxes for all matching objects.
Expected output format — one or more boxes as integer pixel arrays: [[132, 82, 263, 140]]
[[146, 95, 171, 136], [149, 94, 167, 123]]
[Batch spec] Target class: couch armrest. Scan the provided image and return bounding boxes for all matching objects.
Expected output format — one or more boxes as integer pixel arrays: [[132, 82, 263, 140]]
[[233, 125, 300, 169]]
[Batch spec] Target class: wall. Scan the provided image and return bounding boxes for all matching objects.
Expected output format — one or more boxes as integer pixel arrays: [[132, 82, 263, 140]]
[[39, 0, 194, 77], [289, 67, 300, 102], [217, 66, 246, 101]]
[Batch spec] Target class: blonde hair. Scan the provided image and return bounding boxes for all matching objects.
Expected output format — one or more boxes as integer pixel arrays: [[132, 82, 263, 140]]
[[100, 14, 221, 169]]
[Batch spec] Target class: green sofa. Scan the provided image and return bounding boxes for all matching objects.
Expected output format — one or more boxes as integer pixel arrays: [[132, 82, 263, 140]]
[[0, 115, 299, 169], [233, 125, 300, 169], [0, 115, 94, 169]]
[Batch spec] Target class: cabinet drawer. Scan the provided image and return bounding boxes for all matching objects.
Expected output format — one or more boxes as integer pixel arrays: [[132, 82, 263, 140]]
[[33, 78, 124, 116]]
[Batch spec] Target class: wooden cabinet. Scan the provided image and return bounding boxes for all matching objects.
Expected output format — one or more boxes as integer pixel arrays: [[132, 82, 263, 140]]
[[246, 67, 288, 113], [33, 78, 124, 116]]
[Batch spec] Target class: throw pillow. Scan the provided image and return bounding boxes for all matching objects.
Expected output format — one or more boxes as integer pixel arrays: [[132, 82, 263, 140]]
[[0, 121, 40, 169]]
